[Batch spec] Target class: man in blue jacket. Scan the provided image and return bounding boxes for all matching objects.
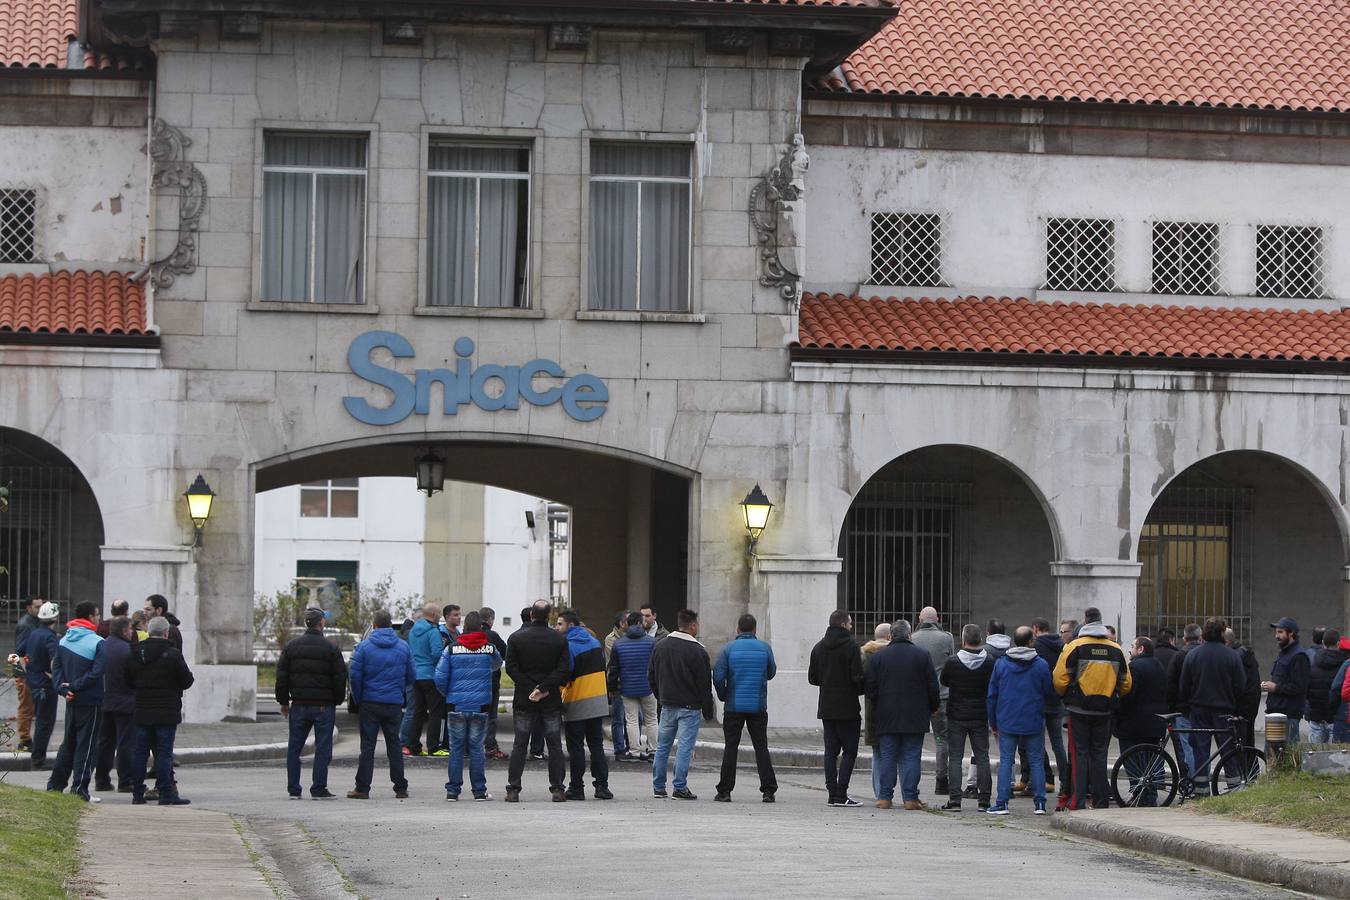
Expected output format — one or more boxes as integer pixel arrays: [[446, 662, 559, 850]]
[[434, 610, 501, 801], [47, 601, 107, 802], [406, 604, 445, 756], [22, 602, 61, 769], [1263, 617, 1311, 744], [94, 616, 136, 794], [987, 626, 1056, 816], [606, 612, 657, 761], [713, 614, 778, 803], [347, 609, 416, 800]]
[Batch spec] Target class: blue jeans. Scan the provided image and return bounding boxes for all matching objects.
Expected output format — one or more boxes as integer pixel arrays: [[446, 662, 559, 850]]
[[1286, 716, 1303, 744], [652, 707, 701, 793], [287, 704, 336, 796], [1307, 721, 1334, 744], [610, 693, 627, 755], [446, 712, 488, 797], [131, 724, 177, 800], [1172, 715, 1197, 777], [398, 683, 415, 747], [356, 701, 407, 795], [998, 731, 1045, 806], [876, 733, 924, 802]]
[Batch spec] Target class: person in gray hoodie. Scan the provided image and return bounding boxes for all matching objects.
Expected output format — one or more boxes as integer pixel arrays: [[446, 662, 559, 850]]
[[911, 607, 954, 795], [963, 619, 1010, 796], [938, 624, 995, 810]]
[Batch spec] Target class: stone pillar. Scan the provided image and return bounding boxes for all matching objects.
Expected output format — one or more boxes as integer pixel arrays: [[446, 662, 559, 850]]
[[752, 554, 841, 728], [1052, 559, 1142, 647]]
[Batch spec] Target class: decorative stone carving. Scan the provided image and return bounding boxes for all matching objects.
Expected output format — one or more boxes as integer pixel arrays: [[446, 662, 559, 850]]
[[707, 29, 755, 54], [221, 13, 263, 40], [750, 135, 809, 305], [549, 24, 592, 51], [383, 18, 425, 45], [146, 120, 207, 291]]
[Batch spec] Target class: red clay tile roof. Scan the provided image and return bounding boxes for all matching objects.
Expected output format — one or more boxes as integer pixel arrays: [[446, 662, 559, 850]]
[[0, 271, 148, 337], [1, 0, 147, 70], [826, 0, 1350, 113], [798, 293, 1350, 361]]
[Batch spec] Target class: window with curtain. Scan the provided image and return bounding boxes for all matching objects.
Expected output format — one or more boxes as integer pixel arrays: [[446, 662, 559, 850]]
[[261, 133, 368, 303], [588, 143, 691, 312], [426, 144, 530, 308]]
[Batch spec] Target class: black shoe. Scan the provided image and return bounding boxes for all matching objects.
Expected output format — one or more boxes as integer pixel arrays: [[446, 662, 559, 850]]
[[940, 799, 962, 811], [117, 785, 133, 794], [145, 789, 159, 802], [505, 789, 520, 803], [714, 792, 731, 802], [311, 789, 336, 800], [17, 741, 31, 752], [395, 790, 409, 799], [564, 789, 585, 801], [672, 789, 697, 801], [550, 788, 567, 803], [158, 795, 191, 806], [978, 801, 990, 810], [31, 760, 49, 771], [94, 780, 114, 793], [653, 788, 668, 799], [594, 787, 614, 800], [962, 785, 978, 799], [762, 793, 775, 803], [935, 780, 949, 796], [531, 752, 546, 761], [131, 795, 146, 805]]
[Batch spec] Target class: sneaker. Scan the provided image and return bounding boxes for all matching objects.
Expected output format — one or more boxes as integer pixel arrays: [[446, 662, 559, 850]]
[[430, 749, 449, 758], [347, 790, 369, 800], [985, 803, 1010, 816], [762, 793, 775, 804], [614, 752, 637, 763], [531, 752, 546, 761], [875, 799, 893, 810], [1034, 799, 1047, 816], [653, 789, 668, 799], [672, 789, 697, 800], [594, 787, 614, 800], [550, 788, 567, 803], [475, 793, 492, 802], [87, 795, 102, 804], [1055, 794, 1070, 812], [978, 801, 991, 811], [401, 746, 413, 757], [564, 789, 585, 801], [902, 800, 925, 811], [311, 789, 336, 800], [17, 741, 31, 752], [395, 791, 410, 799], [962, 785, 978, 799], [714, 792, 732, 803], [639, 752, 653, 762], [487, 749, 508, 761], [830, 796, 862, 808], [446, 793, 459, 801], [157, 795, 190, 806], [145, 790, 159, 802], [940, 800, 962, 811], [131, 796, 146, 806], [287, 793, 302, 800], [505, 789, 520, 803]]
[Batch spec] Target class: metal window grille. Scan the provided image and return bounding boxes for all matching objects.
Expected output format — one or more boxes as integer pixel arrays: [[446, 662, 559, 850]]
[[1136, 479, 1253, 648], [870, 213, 943, 286], [1255, 225, 1325, 299], [839, 481, 971, 639], [1044, 217, 1116, 291], [0, 466, 74, 630], [1152, 221, 1222, 295], [0, 188, 37, 264]]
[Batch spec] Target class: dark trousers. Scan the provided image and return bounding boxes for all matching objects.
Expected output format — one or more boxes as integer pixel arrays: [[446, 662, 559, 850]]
[[286, 704, 336, 797], [355, 701, 407, 795], [48, 704, 101, 798], [529, 718, 546, 756], [564, 716, 610, 791], [1069, 712, 1112, 808], [1189, 707, 1235, 781], [95, 710, 135, 789], [822, 717, 861, 801], [485, 680, 502, 752], [947, 718, 990, 802], [1022, 711, 1071, 789], [508, 707, 565, 791], [29, 685, 58, 763], [409, 680, 444, 753], [1236, 702, 1259, 749], [716, 711, 777, 797], [131, 724, 178, 801]]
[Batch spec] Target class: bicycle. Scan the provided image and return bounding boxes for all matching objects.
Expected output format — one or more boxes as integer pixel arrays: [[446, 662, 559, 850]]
[[1110, 713, 1265, 807]]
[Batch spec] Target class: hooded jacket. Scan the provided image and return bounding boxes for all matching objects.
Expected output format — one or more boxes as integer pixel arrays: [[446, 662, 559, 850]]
[[984, 633, 1012, 659], [275, 628, 347, 707], [22, 621, 58, 690], [54, 618, 106, 707], [713, 632, 776, 715], [988, 647, 1055, 735], [606, 626, 655, 697], [866, 636, 940, 735], [349, 627, 416, 706], [861, 638, 890, 745], [647, 630, 715, 717], [1266, 639, 1311, 717], [1053, 623, 1131, 716], [1307, 644, 1350, 723], [808, 625, 864, 720], [100, 631, 136, 715], [505, 621, 570, 712], [126, 636, 195, 726], [408, 618, 444, 681], [1235, 643, 1262, 714], [911, 622, 954, 700], [435, 630, 501, 714], [1033, 632, 1067, 713], [1179, 640, 1246, 714], [1115, 655, 1168, 741], [561, 625, 609, 721], [940, 648, 996, 722]]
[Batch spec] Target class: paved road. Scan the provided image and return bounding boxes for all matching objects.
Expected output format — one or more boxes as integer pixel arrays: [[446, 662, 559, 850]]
[[7, 760, 1302, 899]]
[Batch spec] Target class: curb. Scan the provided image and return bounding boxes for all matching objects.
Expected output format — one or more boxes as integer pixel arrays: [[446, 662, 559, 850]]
[[1049, 813, 1350, 899], [2, 737, 313, 771]]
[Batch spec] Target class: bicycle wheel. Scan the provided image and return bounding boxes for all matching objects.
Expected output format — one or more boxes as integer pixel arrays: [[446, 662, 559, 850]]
[[1111, 745, 1178, 807], [1210, 747, 1266, 797]]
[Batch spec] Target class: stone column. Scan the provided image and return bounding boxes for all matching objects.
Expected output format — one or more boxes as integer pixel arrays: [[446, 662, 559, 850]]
[[1052, 559, 1142, 647], [752, 554, 841, 728]]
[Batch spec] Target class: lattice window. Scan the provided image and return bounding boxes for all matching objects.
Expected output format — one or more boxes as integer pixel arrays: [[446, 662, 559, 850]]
[[1255, 225, 1325, 299], [1044, 217, 1116, 291], [870, 212, 943, 286], [1152, 221, 1222, 295], [0, 188, 37, 263]]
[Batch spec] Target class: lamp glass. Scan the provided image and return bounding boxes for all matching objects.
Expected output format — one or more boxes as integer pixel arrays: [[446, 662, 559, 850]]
[[184, 474, 215, 527], [416, 450, 446, 496], [740, 484, 773, 536]]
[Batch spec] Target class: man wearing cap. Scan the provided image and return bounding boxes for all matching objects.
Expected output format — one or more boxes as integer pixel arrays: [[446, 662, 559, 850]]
[[1263, 617, 1311, 744], [21, 601, 61, 768], [276, 606, 348, 799]]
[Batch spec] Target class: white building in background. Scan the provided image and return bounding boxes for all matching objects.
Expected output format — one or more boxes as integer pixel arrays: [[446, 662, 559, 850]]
[[253, 477, 566, 636]]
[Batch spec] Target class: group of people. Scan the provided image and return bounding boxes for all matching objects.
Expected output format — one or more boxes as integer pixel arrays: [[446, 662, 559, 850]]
[[8, 595, 195, 804]]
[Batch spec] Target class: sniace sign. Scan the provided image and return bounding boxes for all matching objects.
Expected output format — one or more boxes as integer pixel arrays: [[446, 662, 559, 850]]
[[342, 331, 609, 426]]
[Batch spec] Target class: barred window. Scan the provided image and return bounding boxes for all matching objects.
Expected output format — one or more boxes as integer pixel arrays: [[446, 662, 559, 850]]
[[870, 213, 943, 286], [1044, 217, 1115, 291], [1152, 222, 1221, 295], [1255, 225, 1324, 299], [0, 188, 37, 263]]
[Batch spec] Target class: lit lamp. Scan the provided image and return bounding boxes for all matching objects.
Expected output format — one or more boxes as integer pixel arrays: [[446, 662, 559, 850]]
[[416, 448, 446, 497], [739, 483, 774, 557], [184, 474, 215, 547]]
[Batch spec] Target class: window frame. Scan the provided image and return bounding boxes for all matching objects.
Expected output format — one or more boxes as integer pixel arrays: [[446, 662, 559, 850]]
[[868, 210, 946, 288], [1042, 216, 1119, 293], [299, 478, 360, 519], [1253, 223, 1327, 300], [1150, 220, 1224, 297], [250, 121, 380, 314], [0, 186, 40, 264]]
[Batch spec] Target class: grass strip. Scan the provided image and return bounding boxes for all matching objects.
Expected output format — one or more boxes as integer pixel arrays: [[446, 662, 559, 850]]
[[0, 783, 86, 900], [1195, 771, 1350, 840]]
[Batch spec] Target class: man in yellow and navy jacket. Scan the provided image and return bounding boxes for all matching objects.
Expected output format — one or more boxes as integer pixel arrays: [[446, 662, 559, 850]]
[[557, 609, 613, 800], [1053, 608, 1131, 810]]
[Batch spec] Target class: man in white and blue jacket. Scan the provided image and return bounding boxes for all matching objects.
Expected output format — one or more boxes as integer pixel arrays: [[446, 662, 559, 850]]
[[434, 610, 501, 801], [347, 609, 416, 800], [47, 601, 107, 801], [712, 614, 778, 802]]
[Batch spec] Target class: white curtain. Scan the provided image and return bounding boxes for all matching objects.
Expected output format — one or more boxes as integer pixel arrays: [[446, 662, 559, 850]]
[[427, 145, 526, 307], [261, 171, 309, 301]]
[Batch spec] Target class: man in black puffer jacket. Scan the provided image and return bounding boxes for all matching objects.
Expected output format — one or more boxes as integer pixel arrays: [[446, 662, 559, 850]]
[[1115, 636, 1168, 805], [504, 600, 571, 802], [1226, 628, 1262, 748], [126, 616, 195, 805], [276, 606, 348, 799], [808, 610, 864, 807], [939, 624, 995, 810], [1308, 629, 1349, 744]]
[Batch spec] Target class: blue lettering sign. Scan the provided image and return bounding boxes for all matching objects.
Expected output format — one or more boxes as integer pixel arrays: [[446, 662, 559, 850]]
[[343, 331, 609, 425]]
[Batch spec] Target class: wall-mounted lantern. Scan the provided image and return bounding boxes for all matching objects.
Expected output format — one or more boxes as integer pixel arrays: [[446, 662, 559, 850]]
[[416, 448, 446, 497], [740, 483, 774, 557], [184, 473, 215, 547]]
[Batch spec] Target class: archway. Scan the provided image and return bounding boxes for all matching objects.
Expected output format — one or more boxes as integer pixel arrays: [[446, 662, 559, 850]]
[[1136, 450, 1347, 672], [837, 445, 1059, 637], [0, 427, 105, 642]]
